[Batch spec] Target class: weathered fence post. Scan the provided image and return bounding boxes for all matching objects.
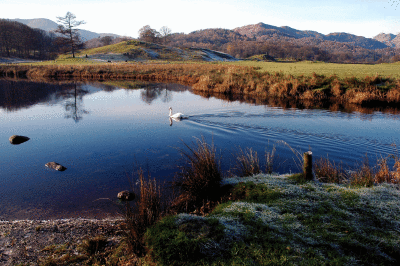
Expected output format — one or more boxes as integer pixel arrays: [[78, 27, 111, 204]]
[[303, 151, 313, 181]]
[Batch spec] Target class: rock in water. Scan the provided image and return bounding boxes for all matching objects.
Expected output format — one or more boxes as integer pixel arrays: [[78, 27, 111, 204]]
[[117, 190, 135, 201], [45, 162, 67, 171], [9, 135, 30, 145]]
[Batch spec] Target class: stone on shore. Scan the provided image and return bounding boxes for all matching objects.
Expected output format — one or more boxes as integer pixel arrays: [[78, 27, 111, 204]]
[[117, 190, 135, 201], [9, 135, 30, 145], [45, 162, 67, 171]]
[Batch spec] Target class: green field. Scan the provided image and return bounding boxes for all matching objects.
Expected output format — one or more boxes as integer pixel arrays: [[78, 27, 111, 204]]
[[226, 60, 400, 79]]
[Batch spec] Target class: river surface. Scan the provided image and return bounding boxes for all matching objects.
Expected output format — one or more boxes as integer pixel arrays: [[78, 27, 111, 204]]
[[1, 80, 399, 220]]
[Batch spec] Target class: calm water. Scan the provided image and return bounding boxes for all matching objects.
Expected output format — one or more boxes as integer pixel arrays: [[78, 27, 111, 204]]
[[1, 80, 400, 220]]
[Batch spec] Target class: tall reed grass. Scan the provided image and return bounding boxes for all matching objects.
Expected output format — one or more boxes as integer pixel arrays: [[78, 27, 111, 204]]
[[171, 137, 222, 214], [123, 168, 168, 256], [313, 153, 400, 186], [234, 147, 261, 177]]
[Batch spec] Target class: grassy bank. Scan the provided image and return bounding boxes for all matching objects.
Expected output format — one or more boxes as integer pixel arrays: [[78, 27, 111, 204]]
[[1, 62, 400, 106], [146, 174, 400, 265], [227, 61, 400, 79]]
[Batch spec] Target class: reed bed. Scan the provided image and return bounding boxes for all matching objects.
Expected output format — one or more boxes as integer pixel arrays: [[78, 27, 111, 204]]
[[1, 63, 400, 105]]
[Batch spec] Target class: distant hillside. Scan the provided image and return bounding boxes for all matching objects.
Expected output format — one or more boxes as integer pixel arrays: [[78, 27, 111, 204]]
[[11, 18, 120, 41], [373, 33, 400, 48], [233, 22, 388, 50], [234, 22, 325, 39]]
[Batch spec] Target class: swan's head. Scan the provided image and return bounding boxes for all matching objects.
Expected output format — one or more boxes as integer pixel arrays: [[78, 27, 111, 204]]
[[169, 107, 172, 110]]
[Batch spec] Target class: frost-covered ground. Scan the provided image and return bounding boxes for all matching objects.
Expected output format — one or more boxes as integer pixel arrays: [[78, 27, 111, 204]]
[[161, 174, 400, 265]]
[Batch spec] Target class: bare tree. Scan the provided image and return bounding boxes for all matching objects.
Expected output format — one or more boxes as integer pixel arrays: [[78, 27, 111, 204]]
[[138, 25, 160, 43], [159, 26, 172, 44], [55, 12, 85, 58], [100, 36, 113, 46]]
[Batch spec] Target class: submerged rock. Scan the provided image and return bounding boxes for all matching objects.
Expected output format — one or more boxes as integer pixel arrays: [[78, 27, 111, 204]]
[[9, 135, 30, 145], [117, 190, 135, 201], [45, 162, 67, 171]]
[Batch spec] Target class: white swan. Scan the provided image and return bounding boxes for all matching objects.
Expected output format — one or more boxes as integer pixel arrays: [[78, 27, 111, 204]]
[[169, 107, 188, 120]]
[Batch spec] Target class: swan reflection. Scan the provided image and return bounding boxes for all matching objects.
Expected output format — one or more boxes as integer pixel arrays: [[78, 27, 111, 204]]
[[169, 116, 185, 126], [169, 107, 188, 126]]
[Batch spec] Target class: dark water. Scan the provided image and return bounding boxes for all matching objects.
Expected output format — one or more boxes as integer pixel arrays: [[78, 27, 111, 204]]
[[1, 80, 400, 220]]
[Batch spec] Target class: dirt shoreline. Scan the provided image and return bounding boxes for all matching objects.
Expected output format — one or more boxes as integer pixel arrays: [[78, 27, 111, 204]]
[[0, 218, 125, 265]]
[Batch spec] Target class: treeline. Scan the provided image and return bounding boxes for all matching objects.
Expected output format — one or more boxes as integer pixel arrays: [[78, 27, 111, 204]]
[[0, 19, 57, 60]]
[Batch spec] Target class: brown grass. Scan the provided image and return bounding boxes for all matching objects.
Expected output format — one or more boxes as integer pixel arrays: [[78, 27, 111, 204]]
[[234, 147, 261, 177], [314, 152, 400, 186], [314, 156, 348, 183], [170, 137, 222, 214], [123, 168, 168, 256]]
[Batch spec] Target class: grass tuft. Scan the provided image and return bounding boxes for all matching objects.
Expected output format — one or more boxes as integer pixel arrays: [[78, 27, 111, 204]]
[[123, 168, 168, 256], [314, 156, 348, 183], [171, 137, 222, 214], [234, 147, 261, 177]]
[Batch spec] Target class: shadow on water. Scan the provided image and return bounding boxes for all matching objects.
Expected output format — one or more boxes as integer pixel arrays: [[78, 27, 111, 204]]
[[194, 90, 400, 116]]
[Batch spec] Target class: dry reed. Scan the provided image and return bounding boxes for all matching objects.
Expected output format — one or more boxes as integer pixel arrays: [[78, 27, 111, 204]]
[[171, 137, 222, 214], [123, 168, 167, 256], [235, 147, 261, 177]]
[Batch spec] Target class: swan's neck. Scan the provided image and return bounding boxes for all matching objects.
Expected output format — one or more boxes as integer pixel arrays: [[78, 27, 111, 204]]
[[169, 109, 172, 116]]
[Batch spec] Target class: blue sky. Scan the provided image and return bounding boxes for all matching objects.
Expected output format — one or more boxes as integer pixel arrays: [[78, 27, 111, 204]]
[[1, 0, 399, 38]]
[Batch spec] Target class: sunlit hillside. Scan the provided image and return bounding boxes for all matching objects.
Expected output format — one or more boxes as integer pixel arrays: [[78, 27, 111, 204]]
[[61, 40, 238, 62]]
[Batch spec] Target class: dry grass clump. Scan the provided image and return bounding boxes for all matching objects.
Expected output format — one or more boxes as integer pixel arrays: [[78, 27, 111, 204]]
[[123, 169, 168, 256], [234, 147, 261, 177], [171, 137, 223, 214], [314, 152, 400, 186], [314, 157, 348, 184], [375, 156, 400, 184]]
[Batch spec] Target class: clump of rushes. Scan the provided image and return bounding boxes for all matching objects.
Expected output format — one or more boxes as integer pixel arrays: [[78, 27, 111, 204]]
[[375, 155, 400, 184], [314, 156, 348, 183], [123, 169, 168, 256], [265, 145, 277, 174], [235, 147, 261, 177], [171, 137, 222, 214]]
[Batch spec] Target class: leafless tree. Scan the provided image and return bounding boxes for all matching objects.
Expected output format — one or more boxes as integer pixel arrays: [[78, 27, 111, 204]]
[[159, 26, 172, 44], [138, 25, 160, 43], [100, 36, 113, 46], [55, 12, 85, 58]]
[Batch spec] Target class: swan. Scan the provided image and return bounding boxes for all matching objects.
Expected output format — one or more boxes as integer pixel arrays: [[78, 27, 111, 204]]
[[169, 107, 188, 120]]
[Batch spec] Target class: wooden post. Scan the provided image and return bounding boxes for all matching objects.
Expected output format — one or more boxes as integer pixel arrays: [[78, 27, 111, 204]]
[[303, 151, 313, 181]]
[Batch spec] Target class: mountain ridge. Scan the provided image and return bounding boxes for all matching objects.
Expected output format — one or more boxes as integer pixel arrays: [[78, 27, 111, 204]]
[[233, 22, 389, 50], [9, 18, 399, 49]]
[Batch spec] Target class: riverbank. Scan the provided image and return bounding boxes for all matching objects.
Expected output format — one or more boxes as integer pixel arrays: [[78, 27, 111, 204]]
[[1, 63, 400, 106], [1, 173, 399, 265]]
